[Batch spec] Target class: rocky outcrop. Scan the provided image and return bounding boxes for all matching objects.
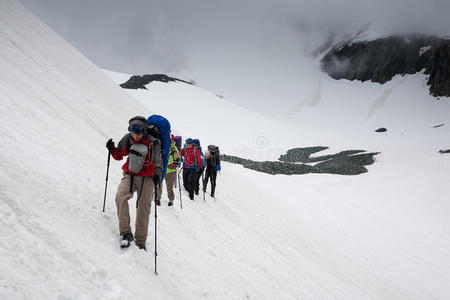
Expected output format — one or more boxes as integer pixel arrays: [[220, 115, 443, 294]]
[[222, 147, 379, 176], [321, 35, 450, 97], [120, 74, 191, 89], [221, 155, 314, 175], [427, 44, 450, 97]]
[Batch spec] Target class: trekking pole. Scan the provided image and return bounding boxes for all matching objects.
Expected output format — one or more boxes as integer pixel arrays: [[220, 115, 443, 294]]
[[102, 150, 111, 213], [174, 169, 177, 189], [154, 183, 158, 276], [178, 168, 183, 209], [202, 172, 206, 202]]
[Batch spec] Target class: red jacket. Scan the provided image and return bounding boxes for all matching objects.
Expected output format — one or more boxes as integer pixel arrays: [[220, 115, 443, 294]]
[[111, 134, 156, 176], [181, 147, 203, 168]]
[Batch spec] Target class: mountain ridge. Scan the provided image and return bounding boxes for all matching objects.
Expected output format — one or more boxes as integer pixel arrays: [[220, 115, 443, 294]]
[[320, 34, 450, 97]]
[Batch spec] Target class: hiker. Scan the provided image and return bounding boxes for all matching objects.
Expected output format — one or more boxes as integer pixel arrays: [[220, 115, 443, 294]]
[[156, 134, 181, 206], [106, 116, 162, 250], [203, 145, 221, 197], [181, 138, 203, 200], [181, 142, 188, 191], [192, 139, 206, 196]]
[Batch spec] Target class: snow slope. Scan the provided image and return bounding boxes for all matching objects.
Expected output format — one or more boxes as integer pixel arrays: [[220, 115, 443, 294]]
[[107, 70, 450, 300], [1, 0, 450, 299]]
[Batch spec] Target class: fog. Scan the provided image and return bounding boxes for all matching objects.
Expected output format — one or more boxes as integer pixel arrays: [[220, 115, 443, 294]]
[[19, 0, 450, 113]]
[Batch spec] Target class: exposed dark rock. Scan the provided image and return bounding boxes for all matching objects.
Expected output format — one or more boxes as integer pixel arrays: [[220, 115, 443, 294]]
[[439, 149, 450, 154], [427, 44, 450, 97], [221, 156, 314, 175], [314, 152, 377, 175], [222, 147, 379, 176], [375, 128, 387, 132], [278, 147, 365, 163], [433, 124, 445, 128], [320, 35, 450, 97], [120, 74, 191, 89]]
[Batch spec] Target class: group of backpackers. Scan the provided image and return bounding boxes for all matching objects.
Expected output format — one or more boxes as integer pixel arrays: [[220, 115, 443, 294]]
[[180, 138, 221, 200], [105, 115, 221, 250]]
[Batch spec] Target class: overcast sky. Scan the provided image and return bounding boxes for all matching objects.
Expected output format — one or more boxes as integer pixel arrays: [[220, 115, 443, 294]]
[[18, 0, 450, 112]]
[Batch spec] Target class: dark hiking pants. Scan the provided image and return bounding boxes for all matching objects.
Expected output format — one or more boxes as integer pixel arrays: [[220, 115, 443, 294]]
[[203, 167, 217, 195], [183, 167, 196, 199], [194, 168, 204, 194]]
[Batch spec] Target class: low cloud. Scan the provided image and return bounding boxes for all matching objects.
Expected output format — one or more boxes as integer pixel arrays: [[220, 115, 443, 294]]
[[18, 0, 450, 111]]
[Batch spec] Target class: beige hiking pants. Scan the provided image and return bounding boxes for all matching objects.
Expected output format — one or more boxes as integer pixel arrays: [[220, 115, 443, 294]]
[[156, 172, 176, 201], [115, 173, 154, 245]]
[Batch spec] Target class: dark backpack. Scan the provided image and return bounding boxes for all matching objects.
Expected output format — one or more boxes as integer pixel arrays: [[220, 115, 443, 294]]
[[207, 145, 220, 167]]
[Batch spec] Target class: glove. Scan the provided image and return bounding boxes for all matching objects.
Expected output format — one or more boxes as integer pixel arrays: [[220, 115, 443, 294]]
[[215, 165, 221, 171], [195, 167, 200, 173], [106, 138, 115, 151], [153, 174, 160, 186]]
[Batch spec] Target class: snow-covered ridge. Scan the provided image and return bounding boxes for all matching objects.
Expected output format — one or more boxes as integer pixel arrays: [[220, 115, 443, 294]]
[[419, 46, 432, 56], [321, 34, 450, 97]]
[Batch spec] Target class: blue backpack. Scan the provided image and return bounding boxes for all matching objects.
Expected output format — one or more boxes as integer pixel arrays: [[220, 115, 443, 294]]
[[192, 139, 207, 168], [147, 115, 171, 182], [198, 147, 206, 168]]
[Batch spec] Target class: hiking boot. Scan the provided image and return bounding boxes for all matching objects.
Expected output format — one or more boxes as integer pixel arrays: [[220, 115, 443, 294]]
[[195, 190, 199, 195], [189, 193, 194, 200], [168, 201, 174, 206], [120, 232, 134, 248], [136, 243, 146, 251], [155, 199, 161, 206]]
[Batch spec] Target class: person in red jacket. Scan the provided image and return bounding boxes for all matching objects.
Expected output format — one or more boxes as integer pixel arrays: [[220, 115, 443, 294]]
[[106, 116, 162, 250], [180, 138, 203, 200]]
